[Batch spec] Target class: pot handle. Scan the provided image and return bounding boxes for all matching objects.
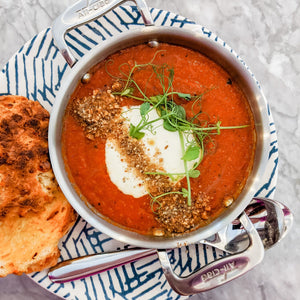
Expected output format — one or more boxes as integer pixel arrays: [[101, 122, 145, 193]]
[[52, 0, 154, 67], [157, 212, 265, 295]]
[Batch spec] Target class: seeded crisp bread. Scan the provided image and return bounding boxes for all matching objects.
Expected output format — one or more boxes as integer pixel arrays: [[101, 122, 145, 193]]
[[0, 95, 76, 276]]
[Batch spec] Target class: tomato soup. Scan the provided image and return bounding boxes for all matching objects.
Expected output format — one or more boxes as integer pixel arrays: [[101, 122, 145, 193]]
[[62, 43, 256, 236]]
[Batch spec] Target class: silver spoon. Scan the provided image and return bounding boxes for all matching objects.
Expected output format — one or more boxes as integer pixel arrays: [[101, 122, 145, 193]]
[[48, 197, 292, 283]]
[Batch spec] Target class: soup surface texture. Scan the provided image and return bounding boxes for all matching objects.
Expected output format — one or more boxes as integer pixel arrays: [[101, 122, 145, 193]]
[[62, 43, 256, 236]]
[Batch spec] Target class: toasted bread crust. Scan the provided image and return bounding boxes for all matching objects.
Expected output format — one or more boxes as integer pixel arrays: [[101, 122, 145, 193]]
[[0, 95, 76, 277]]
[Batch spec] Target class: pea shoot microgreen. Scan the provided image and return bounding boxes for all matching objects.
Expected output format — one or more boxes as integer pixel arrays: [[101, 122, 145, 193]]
[[107, 54, 249, 207]]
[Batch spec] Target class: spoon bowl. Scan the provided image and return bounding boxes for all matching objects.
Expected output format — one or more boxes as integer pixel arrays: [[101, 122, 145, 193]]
[[203, 197, 293, 253]]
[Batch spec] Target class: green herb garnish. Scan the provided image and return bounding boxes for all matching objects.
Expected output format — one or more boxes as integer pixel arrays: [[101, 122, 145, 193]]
[[108, 54, 249, 206]]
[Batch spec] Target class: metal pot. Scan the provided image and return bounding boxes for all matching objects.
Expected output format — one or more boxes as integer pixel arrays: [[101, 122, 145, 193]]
[[49, 0, 269, 253]]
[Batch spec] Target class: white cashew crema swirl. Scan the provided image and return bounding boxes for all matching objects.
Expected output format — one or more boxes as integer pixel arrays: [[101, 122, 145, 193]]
[[105, 106, 199, 198]]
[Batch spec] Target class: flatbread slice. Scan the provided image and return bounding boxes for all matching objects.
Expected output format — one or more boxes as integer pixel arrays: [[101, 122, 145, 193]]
[[0, 95, 76, 276]]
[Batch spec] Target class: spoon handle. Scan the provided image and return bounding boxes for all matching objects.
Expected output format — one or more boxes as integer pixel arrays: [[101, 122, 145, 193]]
[[48, 248, 155, 283]]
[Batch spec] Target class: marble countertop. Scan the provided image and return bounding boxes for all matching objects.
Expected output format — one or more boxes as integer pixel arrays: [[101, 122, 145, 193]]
[[0, 0, 299, 299]]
